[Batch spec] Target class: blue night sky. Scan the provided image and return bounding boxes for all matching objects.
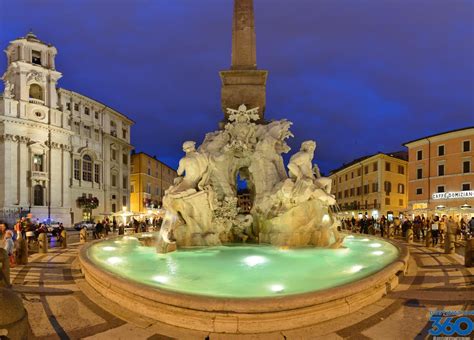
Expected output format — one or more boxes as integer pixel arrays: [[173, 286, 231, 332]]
[[1, 0, 473, 174]]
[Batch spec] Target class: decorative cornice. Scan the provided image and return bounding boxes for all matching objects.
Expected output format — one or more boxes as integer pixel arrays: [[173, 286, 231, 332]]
[[0, 134, 31, 144]]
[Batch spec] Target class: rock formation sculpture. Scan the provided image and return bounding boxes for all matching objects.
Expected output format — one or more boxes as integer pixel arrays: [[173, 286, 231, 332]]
[[158, 105, 342, 252]]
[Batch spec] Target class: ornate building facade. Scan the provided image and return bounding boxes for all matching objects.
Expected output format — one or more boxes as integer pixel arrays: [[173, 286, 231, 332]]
[[0, 32, 134, 225]]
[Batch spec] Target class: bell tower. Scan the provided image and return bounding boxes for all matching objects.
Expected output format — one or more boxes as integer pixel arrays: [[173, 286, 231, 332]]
[[220, 0, 268, 123], [2, 31, 62, 110]]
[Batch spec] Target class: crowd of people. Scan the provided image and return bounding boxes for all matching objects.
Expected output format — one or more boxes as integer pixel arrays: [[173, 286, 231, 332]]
[[90, 217, 163, 239], [341, 214, 474, 245]]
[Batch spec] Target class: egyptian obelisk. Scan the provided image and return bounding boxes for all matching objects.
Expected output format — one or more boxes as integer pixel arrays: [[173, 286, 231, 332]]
[[220, 0, 268, 123]]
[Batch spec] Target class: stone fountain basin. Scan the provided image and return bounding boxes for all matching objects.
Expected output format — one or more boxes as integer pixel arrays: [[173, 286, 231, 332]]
[[79, 234, 409, 334]]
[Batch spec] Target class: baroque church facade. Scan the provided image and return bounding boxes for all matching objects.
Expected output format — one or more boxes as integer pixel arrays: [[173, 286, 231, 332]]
[[0, 32, 133, 226]]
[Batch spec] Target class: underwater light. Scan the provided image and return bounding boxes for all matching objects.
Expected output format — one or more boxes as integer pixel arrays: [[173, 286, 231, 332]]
[[152, 275, 169, 284], [372, 251, 384, 256], [107, 257, 122, 265], [270, 284, 284, 292], [103, 246, 116, 251], [368, 243, 382, 248], [243, 255, 267, 267], [348, 265, 364, 273]]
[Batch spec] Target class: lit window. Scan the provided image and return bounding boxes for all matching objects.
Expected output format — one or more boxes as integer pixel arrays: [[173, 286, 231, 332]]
[[74, 159, 80, 180], [82, 155, 93, 182], [94, 164, 100, 183], [33, 154, 44, 171]]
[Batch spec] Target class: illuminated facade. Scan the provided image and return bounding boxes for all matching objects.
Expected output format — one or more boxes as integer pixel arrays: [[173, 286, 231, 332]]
[[0, 32, 133, 225], [130, 152, 176, 213], [403, 127, 474, 218], [329, 152, 408, 218]]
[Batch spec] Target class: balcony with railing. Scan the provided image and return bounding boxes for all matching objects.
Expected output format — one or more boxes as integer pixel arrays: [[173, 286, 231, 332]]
[[30, 171, 48, 181], [29, 98, 45, 105]]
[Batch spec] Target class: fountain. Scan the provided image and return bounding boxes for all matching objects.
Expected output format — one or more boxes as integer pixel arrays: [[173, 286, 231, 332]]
[[79, 0, 409, 334]]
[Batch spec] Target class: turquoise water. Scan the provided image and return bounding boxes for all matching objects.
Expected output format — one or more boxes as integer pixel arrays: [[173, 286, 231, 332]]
[[87, 234, 399, 298]]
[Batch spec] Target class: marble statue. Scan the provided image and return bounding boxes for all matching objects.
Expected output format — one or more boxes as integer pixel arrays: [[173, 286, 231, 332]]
[[159, 105, 342, 251]]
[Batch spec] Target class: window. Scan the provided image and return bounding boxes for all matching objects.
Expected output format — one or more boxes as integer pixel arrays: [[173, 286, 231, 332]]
[[147, 168, 151, 176], [364, 166, 368, 175], [66, 102, 71, 111], [32, 50, 41, 65], [94, 129, 100, 141], [344, 189, 348, 198], [33, 185, 44, 205], [112, 203, 116, 213], [385, 162, 391, 172], [94, 164, 100, 183], [123, 176, 128, 189], [146, 183, 151, 194], [384, 181, 392, 193], [363, 184, 369, 194], [397, 183, 405, 194], [95, 111, 99, 119], [84, 107, 90, 115], [156, 187, 160, 195], [82, 155, 92, 182], [356, 187, 361, 195], [74, 103, 79, 111], [33, 154, 44, 171], [111, 148, 116, 161], [438, 145, 445, 156], [122, 128, 127, 139], [417, 168, 423, 179], [357, 168, 361, 177], [111, 194, 116, 200], [337, 192, 342, 199], [29, 84, 43, 100], [373, 162, 378, 172], [417, 150, 423, 160], [122, 153, 128, 165], [463, 140, 471, 152], [374, 199, 378, 208], [350, 188, 354, 197], [462, 183, 471, 191], [123, 196, 127, 206], [73, 122, 80, 134], [385, 197, 390, 205], [338, 177, 341, 183], [84, 125, 91, 138], [398, 165, 404, 174], [345, 174, 348, 181], [437, 185, 445, 193], [399, 199, 404, 206], [438, 164, 445, 176], [416, 188, 423, 195], [463, 161, 471, 174], [351, 172, 354, 179], [74, 159, 80, 180], [112, 174, 117, 187], [110, 121, 117, 137], [372, 182, 378, 192]]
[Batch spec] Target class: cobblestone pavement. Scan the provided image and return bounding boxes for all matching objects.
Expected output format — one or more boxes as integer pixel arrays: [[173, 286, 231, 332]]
[[9, 240, 474, 340]]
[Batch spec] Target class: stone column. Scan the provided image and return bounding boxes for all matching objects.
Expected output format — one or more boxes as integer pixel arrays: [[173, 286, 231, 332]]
[[444, 232, 455, 254], [406, 228, 413, 244], [38, 233, 48, 253], [80, 228, 87, 244], [18, 141, 29, 206]]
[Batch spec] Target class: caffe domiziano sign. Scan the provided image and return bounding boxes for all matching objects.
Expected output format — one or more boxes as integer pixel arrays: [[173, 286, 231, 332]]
[[432, 191, 474, 200]]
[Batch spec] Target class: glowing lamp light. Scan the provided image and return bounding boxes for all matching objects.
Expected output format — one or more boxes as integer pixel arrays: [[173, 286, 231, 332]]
[[103, 246, 117, 251], [372, 251, 384, 256], [243, 255, 267, 267], [152, 275, 169, 284], [348, 265, 364, 273], [368, 243, 382, 248], [322, 214, 330, 223], [107, 257, 122, 265], [270, 284, 284, 293]]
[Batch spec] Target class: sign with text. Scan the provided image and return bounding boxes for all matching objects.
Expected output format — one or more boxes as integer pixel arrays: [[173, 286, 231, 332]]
[[432, 190, 474, 200]]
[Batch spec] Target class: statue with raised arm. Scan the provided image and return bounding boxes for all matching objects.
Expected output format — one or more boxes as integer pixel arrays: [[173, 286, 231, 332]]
[[169, 141, 209, 195], [288, 140, 316, 181]]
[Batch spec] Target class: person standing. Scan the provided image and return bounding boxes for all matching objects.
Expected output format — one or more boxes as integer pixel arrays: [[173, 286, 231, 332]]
[[3, 230, 15, 267], [431, 216, 440, 246]]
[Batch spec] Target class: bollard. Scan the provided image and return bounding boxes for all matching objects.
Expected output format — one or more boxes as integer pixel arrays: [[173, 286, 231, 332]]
[[80, 228, 88, 244], [388, 225, 394, 239], [0, 249, 10, 288], [61, 230, 67, 248], [0, 287, 29, 339], [38, 233, 48, 254], [406, 228, 414, 244], [15, 238, 28, 265], [465, 239, 474, 267], [444, 232, 455, 254], [425, 230, 433, 247]]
